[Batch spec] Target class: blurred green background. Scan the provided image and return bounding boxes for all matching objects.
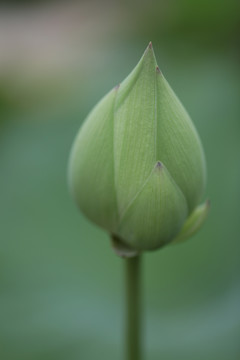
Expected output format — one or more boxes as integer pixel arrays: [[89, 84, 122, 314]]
[[0, 1, 240, 359]]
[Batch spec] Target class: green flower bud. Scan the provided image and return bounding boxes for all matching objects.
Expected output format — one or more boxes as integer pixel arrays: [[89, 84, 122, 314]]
[[68, 42, 208, 254]]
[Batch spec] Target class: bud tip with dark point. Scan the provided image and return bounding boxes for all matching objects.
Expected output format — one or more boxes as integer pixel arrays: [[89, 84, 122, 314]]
[[155, 161, 163, 170]]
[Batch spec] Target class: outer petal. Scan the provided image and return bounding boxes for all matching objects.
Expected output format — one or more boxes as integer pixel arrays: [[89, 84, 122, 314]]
[[114, 43, 158, 215], [155, 71, 206, 212], [116, 161, 188, 251], [68, 88, 118, 232], [173, 200, 210, 244]]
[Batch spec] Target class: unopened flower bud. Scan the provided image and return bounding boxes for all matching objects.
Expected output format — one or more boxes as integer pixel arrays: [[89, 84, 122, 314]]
[[68, 42, 208, 255]]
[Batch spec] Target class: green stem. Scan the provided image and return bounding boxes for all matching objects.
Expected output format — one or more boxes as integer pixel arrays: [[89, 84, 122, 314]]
[[125, 255, 142, 360]]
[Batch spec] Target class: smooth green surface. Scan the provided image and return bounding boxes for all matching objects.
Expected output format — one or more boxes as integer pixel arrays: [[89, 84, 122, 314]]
[[119, 162, 188, 250], [69, 88, 118, 232], [1, 1, 240, 359], [173, 200, 210, 243]]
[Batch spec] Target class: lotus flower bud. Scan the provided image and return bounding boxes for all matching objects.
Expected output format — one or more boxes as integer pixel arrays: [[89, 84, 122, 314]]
[[68, 42, 209, 255]]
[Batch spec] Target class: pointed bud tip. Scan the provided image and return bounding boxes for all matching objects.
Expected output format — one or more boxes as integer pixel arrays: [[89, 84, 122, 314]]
[[144, 41, 153, 56], [155, 161, 163, 170]]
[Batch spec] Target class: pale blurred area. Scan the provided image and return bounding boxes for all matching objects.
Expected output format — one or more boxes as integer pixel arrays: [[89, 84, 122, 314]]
[[0, 0, 238, 107], [0, 1, 130, 107], [0, 1, 240, 360]]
